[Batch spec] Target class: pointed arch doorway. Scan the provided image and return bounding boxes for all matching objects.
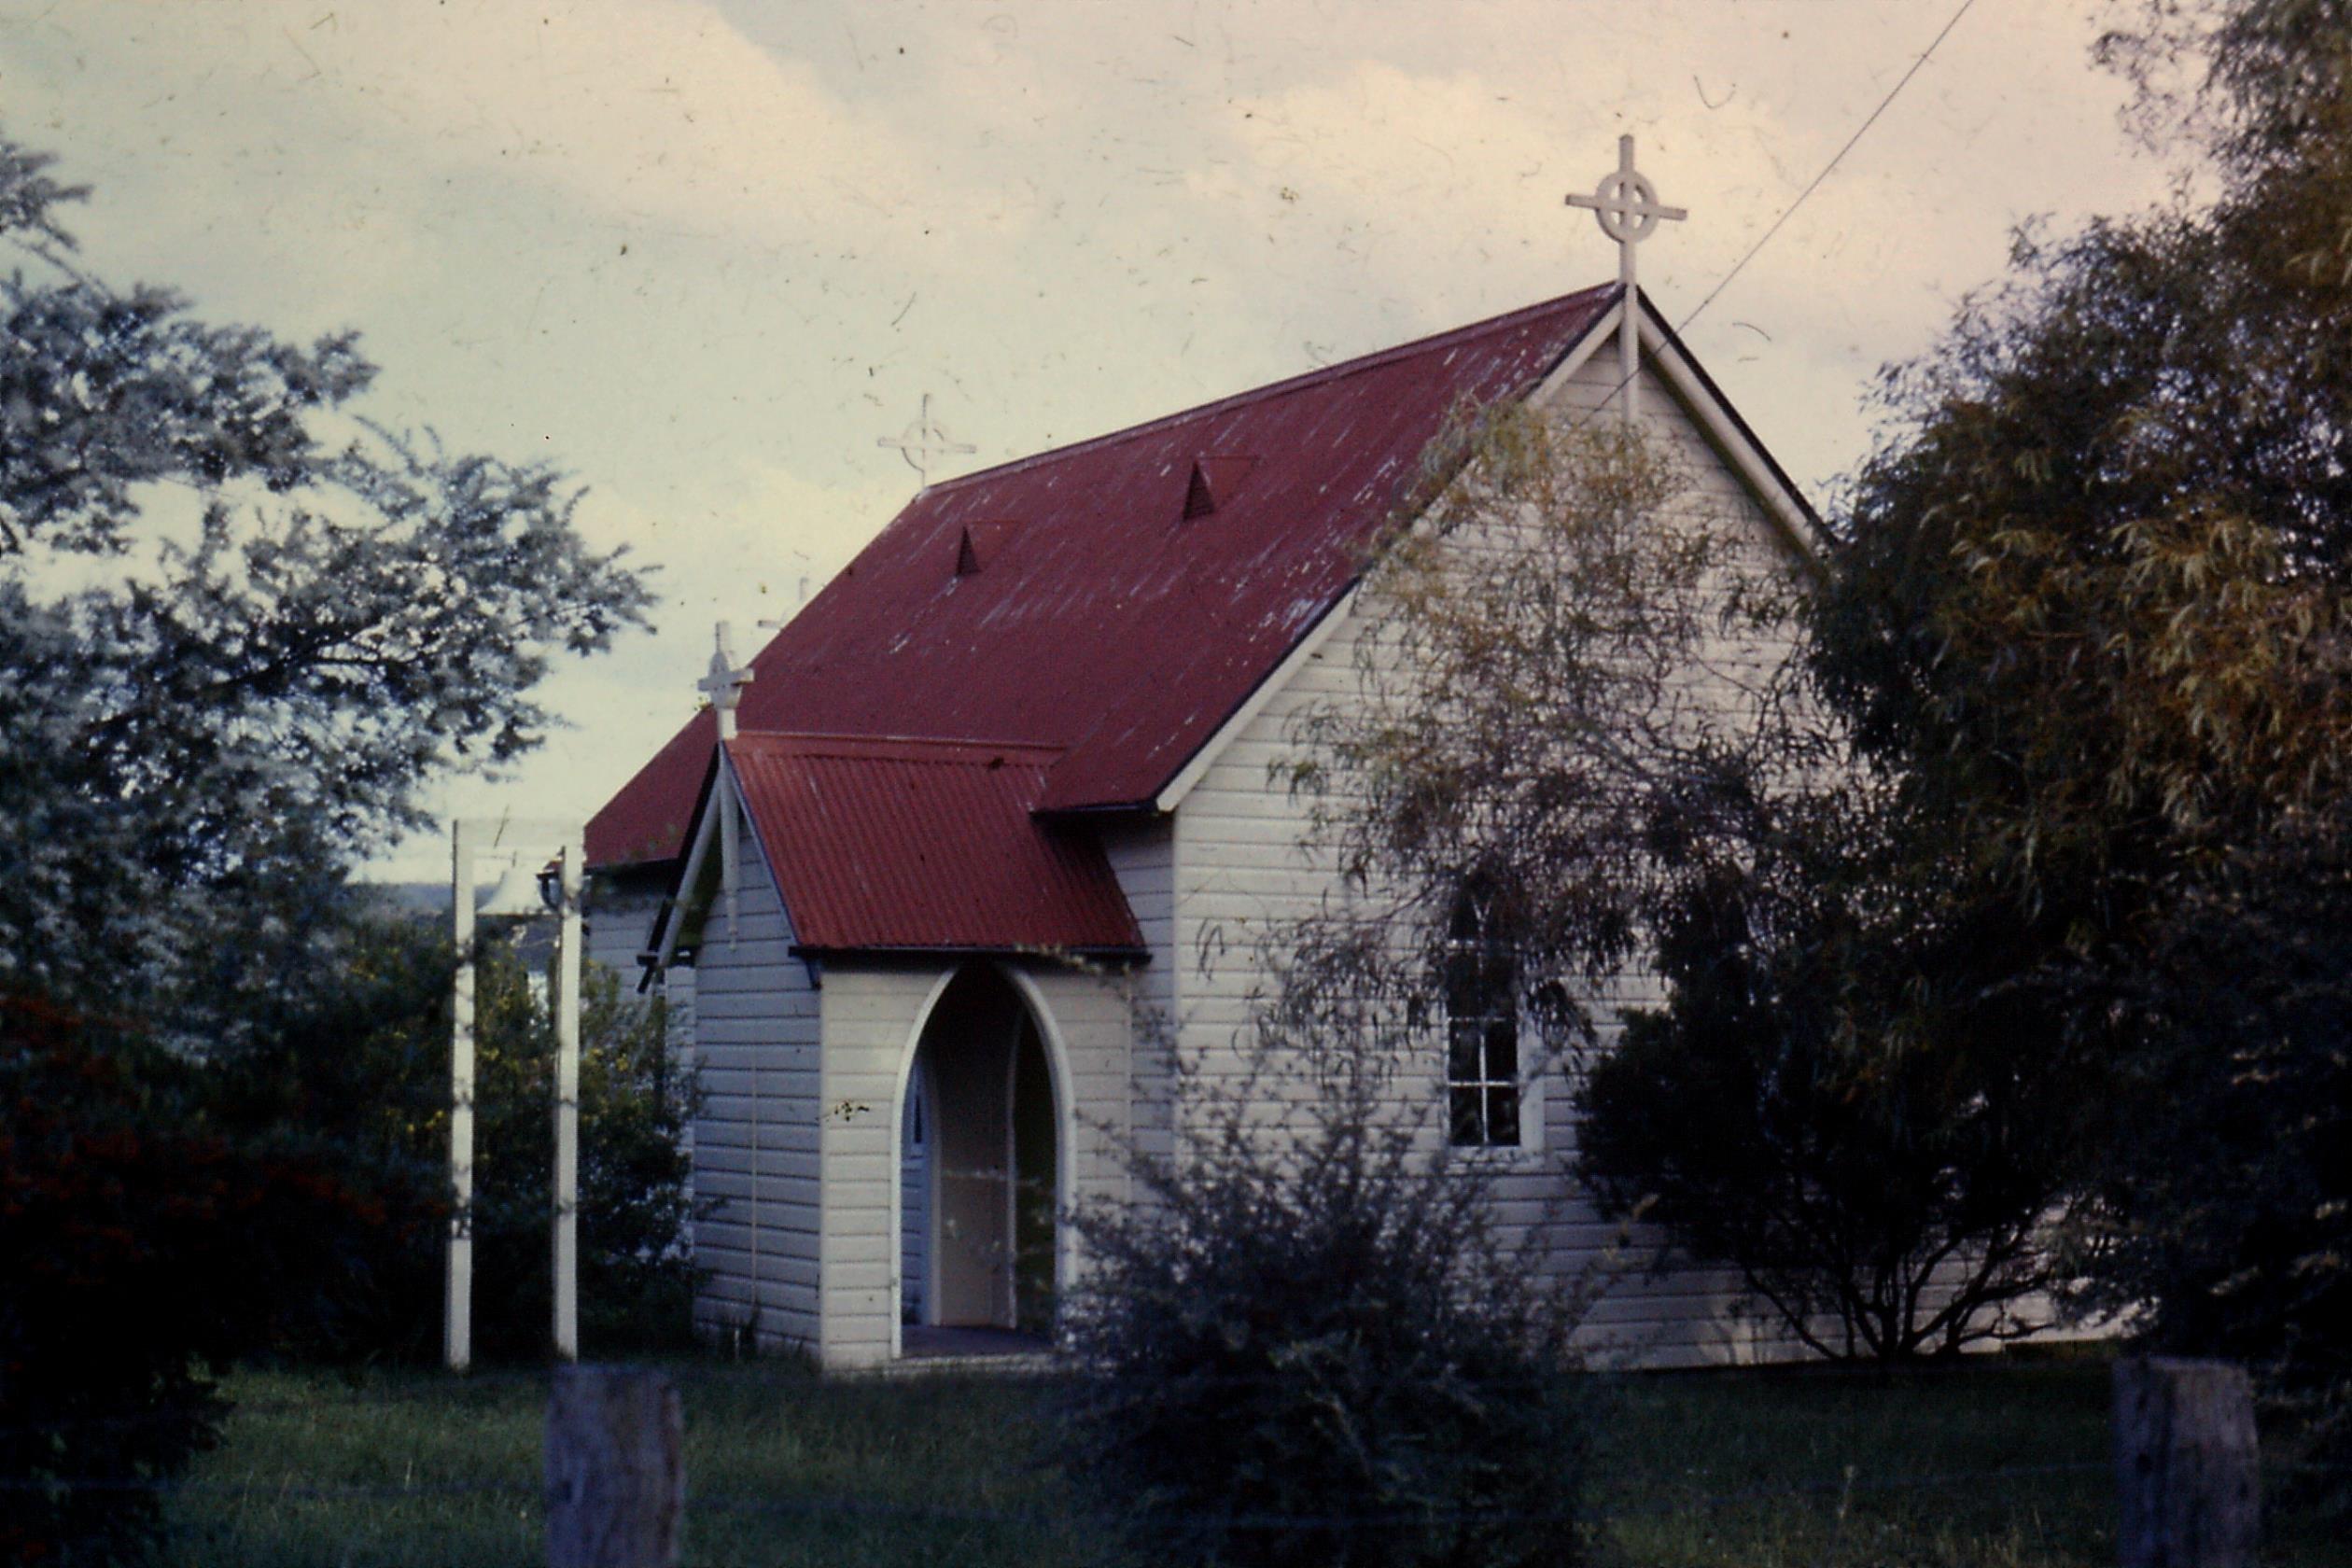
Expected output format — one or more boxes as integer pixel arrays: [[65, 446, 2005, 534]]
[[900, 966, 1060, 1347]]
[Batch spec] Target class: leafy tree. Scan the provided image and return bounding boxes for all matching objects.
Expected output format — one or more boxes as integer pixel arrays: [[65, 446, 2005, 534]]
[[1809, 0, 2352, 1457], [0, 128, 657, 1559], [2100, 805, 2352, 1508], [1817, 0, 2352, 904], [1291, 403, 1747, 996], [0, 133, 653, 1031], [1287, 401, 2086, 1359]]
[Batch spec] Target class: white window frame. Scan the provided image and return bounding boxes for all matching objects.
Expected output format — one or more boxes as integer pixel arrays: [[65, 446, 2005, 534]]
[[1441, 886, 1545, 1156]]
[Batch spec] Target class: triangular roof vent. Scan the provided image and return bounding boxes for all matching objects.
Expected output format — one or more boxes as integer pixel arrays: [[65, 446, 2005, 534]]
[[1181, 455, 1258, 521], [955, 520, 1018, 576], [1183, 464, 1217, 520]]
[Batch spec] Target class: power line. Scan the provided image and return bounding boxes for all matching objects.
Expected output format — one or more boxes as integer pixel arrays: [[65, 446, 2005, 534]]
[[1675, 0, 1982, 336]]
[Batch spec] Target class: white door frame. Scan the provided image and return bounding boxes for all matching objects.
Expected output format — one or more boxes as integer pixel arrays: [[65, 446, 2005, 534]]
[[886, 961, 1077, 1357]]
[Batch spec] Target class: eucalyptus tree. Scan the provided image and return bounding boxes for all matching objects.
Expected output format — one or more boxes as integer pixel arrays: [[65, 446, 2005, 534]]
[[1283, 401, 2093, 1360], [1813, 0, 2352, 1451]]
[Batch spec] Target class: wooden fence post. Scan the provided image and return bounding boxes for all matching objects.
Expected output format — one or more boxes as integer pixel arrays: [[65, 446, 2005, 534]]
[[547, 1365, 684, 1568], [2114, 1356, 2258, 1568]]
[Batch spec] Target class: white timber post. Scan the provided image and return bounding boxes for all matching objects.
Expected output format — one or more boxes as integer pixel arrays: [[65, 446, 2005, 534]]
[[1565, 133, 1686, 427], [553, 833, 585, 1363], [447, 814, 583, 1372], [546, 1365, 684, 1568], [446, 822, 479, 1373]]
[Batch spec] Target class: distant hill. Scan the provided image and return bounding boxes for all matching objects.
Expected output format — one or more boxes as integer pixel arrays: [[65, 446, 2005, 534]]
[[359, 881, 451, 917]]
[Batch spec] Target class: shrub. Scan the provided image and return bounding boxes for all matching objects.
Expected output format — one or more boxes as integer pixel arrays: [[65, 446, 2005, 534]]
[[1056, 1056, 1588, 1568], [200, 909, 453, 1360], [0, 992, 386, 1564]]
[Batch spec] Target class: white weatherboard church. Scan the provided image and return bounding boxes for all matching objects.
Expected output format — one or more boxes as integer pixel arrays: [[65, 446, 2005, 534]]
[[585, 147, 1827, 1370]]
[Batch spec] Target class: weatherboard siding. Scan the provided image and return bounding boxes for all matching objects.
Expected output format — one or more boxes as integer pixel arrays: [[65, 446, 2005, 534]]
[[582, 881, 660, 991], [1019, 959, 1142, 1246], [1169, 351, 1827, 1367], [1100, 819, 1177, 1170], [814, 966, 934, 1368], [686, 827, 822, 1354]]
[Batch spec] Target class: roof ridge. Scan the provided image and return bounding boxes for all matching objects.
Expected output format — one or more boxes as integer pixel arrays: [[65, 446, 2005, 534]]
[[729, 730, 1063, 761], [921, 283, 1618, 497]]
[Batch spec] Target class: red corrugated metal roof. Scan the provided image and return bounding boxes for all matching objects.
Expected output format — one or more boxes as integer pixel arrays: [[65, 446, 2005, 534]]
[[725, 735, 1144, 954], [588, 284, 1617, 870]]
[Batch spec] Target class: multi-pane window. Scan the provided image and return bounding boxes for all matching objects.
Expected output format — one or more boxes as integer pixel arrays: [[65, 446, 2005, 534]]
[[1445, 887, 1520, 1147]]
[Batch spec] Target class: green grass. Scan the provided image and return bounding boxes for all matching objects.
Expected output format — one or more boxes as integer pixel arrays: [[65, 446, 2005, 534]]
[[161, 1353, 2352, 1568], [1594, 1358, 2121, 1567], [166, 1362, 1102, 1568], [1589, 1356, 2351, 1568]]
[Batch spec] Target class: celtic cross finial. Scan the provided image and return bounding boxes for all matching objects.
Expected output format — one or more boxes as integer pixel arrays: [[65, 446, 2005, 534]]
[[876, 393, 976, 487], [1566, 135, 1686, 425], [697, 621, 755, 742]]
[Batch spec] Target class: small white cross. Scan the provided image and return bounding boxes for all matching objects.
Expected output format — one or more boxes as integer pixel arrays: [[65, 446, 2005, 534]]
[[697, 621, 755, 742], [1567, 134, 1686, 425], [876, 393, 976, 487]]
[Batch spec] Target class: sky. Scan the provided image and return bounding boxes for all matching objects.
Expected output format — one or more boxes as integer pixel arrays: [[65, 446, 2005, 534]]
[[0, 0, 2187, 881]]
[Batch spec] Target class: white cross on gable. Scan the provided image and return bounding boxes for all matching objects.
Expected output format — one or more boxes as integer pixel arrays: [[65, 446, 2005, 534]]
[[1566, 134, 1687, 426], [1567, 133, 1687, 283], [698, 620, 755, 741], [876, 392, 976, 487]]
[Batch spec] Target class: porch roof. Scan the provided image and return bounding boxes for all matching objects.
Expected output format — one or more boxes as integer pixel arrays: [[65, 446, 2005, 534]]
[[725, 733, 1145, 956]]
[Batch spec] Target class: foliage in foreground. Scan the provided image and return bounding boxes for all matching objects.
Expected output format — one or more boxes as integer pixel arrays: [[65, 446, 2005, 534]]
[[2093, 810, 2352, 1519], [0, 994, 399, 1565], [1810, 0, 2352, 1479], [1056, 1015, 1588, 1568], [0, 121, 658, 1561], [0, 910, 698, 1564], [1288, 400, 2086, 1361], [1575, 786, 2102, 1360]]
